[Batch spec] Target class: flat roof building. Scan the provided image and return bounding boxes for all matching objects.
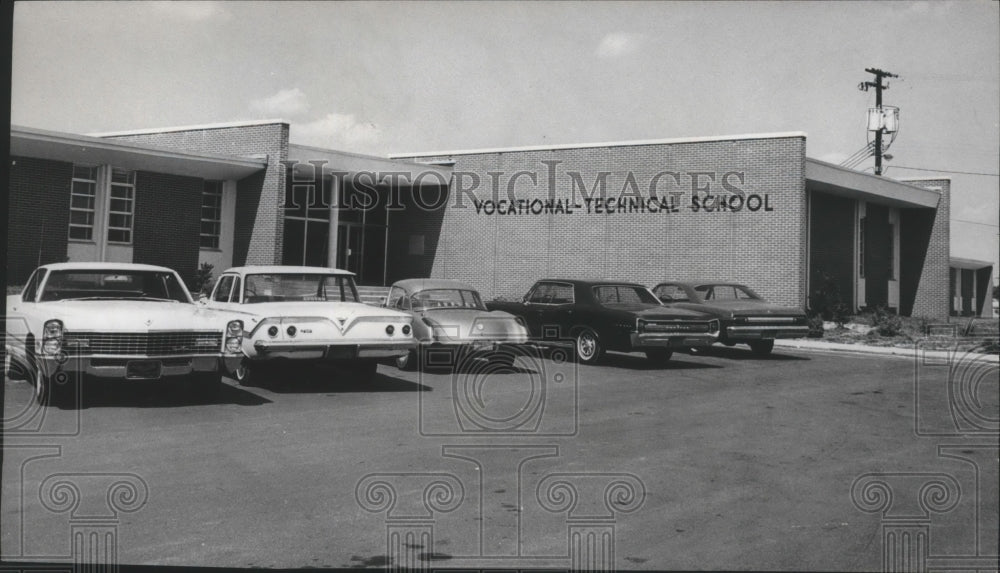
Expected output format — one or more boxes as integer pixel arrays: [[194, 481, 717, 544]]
[[8, 120, 990, 319]]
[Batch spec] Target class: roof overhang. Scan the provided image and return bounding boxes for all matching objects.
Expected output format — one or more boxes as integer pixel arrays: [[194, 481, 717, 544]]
[[950, 257, 993, 270], [11, 125, 268, 180], [805, 158, 940, 209], [287, 143, 453, 187]]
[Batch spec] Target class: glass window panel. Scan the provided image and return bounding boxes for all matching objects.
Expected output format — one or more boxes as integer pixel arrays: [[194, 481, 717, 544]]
[[111, 169, 134, 184], [107, 229, 130, 243], [109, 214, 131, 228], [72, 180, 96, 195], [110, 199, 131, 213], [71, 211, 94, 225], [73, 165, 97, 180], [200, 235, 220, 249], [110, 185, 134, 201], [69, 226, 93, 241], [71, 195, 95, 210]]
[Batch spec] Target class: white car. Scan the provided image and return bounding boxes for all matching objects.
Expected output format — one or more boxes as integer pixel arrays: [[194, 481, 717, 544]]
[[202, 266, 414, 384], [5, 262, 244, 405]]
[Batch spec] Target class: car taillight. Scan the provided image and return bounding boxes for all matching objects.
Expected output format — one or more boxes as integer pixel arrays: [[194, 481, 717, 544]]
[[267, 325, 279, 338], [42, 319, 63, 355], [386, 324, 395, 336], [402, 324, 411, 335]]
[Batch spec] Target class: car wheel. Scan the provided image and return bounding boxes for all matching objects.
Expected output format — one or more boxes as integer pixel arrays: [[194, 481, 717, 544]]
[[396, 349, 418, 371], [749, 340, 775, 356], [574, 329, 603, 365], [644, 349, 674, 364], [232, 361, 255, 386], [188, 372, 222, 400]]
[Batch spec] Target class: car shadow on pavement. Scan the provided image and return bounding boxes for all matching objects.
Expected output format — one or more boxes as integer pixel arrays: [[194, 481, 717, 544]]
[[598, 352, 723, 370], [246, 367, 433, 394], [688, 346, 811, 361], [65, 378, 272, 409]]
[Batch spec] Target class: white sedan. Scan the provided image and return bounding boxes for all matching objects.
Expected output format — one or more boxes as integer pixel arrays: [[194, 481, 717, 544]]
[[202, 266, 414, 384], [5, 262, 244, 405]]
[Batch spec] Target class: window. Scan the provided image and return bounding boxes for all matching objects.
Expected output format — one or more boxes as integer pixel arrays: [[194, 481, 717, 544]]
[[213, 275, 234, 302], [654, 285, 690, 303], [527, 283, 551, 303], [592, 285, 658, 305], [39, 270, 190, 303], [107, 168, 134, 243], [69, 165, 97, 241], [387, 286, 409, 310], [201, 181, 223, 249], [694, 284, 760, 301]]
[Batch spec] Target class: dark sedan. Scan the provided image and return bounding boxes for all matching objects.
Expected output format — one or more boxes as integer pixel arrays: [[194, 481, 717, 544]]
[[650, 281, 809, 355], [487, 279, 720, 364]]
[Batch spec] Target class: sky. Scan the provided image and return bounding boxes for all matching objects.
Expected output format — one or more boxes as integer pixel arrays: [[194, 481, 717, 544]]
[[10, 1, 1000, 275]]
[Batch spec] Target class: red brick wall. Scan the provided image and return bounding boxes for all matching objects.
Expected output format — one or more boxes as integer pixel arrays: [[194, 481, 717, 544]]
[[132, 171, 202, 285], [102, 123, 289, 266], [900, 179, 949, 319], [7, 156, 71, 284], [397, 136, 808, 307]]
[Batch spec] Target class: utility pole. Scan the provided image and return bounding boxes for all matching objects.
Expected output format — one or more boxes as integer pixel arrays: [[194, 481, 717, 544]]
[[859, 68, 898, 175]]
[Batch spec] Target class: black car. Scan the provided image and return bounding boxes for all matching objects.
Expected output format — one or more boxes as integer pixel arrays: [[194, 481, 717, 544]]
[[650, 281, 809, 355], [487, 279, 720, 364]]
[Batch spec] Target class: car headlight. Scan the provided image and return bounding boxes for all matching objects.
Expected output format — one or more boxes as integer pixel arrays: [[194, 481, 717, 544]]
[[42, 319, 63, 355], [709, 320, 720, 334], [636, 318, 646, 333], [225, 320, 244, 354]]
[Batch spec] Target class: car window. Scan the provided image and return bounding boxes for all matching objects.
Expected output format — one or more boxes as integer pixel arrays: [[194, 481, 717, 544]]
[[654, 285, 689, 303], [411, 289, 485, 310], [213, 275, 234, 302], [21, 269, 42, 302], [694, 284, 760, 301], [243, 274, 360, 303], [527, 283, 551, 303], [548, 284, 574, 304], [38, 270, 191, 302], [387, 286, 408, 310], [593, 285, 659, 305]]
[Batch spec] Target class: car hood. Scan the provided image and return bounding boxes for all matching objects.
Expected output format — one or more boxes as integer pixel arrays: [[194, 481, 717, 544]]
[[236, 301, 410, 321], [603, 303, 714, 320], [25, 300, 233, 331]]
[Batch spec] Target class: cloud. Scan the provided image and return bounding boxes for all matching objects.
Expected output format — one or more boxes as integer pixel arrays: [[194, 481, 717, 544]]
[[293, 112, 382, 151], [817, 152, 848, 165], [595, 32, 645, 59], [249, 88, 310, 118], [149, 1, 231, 21]]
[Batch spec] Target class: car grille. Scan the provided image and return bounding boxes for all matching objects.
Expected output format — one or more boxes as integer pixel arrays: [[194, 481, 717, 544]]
[[62, 331, 222, 356], [744, 316, 798, 323], [642, 321, 714, 333]]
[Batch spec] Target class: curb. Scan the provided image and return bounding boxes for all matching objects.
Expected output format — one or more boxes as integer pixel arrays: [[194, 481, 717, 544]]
[[774, 338, 1000, 363]]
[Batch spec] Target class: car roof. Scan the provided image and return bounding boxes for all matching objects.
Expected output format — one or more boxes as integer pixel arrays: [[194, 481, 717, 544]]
[[38, 262, 177, 273], [222, 265, 355, 276], [392, 278, 479, 292], [655, 280, 748, 288], [536, 278, 648, 289]]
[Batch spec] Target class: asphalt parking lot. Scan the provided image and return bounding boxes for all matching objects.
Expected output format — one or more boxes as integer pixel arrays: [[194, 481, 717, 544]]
[[3, 345, 997, 570]]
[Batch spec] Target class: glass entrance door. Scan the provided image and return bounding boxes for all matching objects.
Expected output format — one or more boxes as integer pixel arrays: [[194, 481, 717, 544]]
[[336, 223, 363, 275], [337, 222, 388, 284]]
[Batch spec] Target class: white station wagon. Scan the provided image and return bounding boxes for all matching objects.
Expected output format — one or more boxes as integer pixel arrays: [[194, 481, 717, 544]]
[[5, 262, 244, 405], [203, 266, 414, 384]]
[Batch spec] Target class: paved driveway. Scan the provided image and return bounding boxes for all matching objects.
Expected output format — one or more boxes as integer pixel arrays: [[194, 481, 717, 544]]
[[3, 345, 997, 570]]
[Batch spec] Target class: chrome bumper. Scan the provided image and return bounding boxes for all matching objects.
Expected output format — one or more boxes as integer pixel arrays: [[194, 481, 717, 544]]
[[251, 339, 415, 361], [725, 325, 810, 340], [629, 332, 717, 349], [38, 353, 237, 379]]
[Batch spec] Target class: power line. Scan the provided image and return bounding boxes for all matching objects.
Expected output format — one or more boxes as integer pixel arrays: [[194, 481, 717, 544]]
[[890, 165, 1000, 177], [952, 219, 1000, 228]]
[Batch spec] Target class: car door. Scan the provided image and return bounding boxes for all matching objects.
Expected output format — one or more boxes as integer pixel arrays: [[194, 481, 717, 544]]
[[520, 282, 551, 337], [206, 274, 237, 310], [545, 282, 577, 340]]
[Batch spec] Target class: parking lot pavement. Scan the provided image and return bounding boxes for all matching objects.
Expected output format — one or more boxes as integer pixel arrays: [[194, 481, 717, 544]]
[[3, 346, 997, 570]]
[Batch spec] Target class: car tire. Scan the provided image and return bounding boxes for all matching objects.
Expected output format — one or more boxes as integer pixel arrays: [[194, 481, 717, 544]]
[[644, 349, 674, 364], [396, 349, 418, 371], [749, 340, 775, 356], [188, 372, 222, 400], [574, 329, 604, 365], [232, 361, 256, 386]]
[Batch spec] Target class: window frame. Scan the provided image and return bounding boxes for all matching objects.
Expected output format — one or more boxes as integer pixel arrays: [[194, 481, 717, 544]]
[[212, 275, 235, 303], [200, 180, 224, 250], [107, 168, 135, 244], [69, 165, 98, 242]]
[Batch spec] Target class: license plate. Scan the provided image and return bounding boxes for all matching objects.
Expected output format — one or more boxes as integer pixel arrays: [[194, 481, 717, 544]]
[[126, 360, 162, 379], [326, 346, 357, 360]]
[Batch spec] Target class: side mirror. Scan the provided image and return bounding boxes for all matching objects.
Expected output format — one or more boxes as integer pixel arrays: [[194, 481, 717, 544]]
[[198, 293, 208, 305]]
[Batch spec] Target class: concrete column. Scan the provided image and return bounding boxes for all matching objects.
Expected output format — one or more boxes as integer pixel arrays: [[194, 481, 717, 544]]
[[327, 174, 339, 269]]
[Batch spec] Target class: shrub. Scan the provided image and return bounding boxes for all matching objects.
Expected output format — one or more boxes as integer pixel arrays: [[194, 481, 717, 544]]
[[806, 315, 825, 338], [809, 271, 851, 325], [193, 262, 215, 295], [870, 305, 903, 337]]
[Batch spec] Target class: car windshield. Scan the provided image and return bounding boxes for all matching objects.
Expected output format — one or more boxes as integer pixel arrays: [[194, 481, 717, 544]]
[[694, 284, 761, 301], [411, 289, 485, 311], [38, 270, 191, 303], [592, 285, 660, 306], [243, 274, 360, 303]]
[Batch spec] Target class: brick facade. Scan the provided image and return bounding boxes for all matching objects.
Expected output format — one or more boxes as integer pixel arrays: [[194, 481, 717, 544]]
[[900, 179, 949, 319], [7, 156, 72, 284], [132, 171, 203, 285], [103, 122, 289, 266], [397, 136, 809, 308]]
